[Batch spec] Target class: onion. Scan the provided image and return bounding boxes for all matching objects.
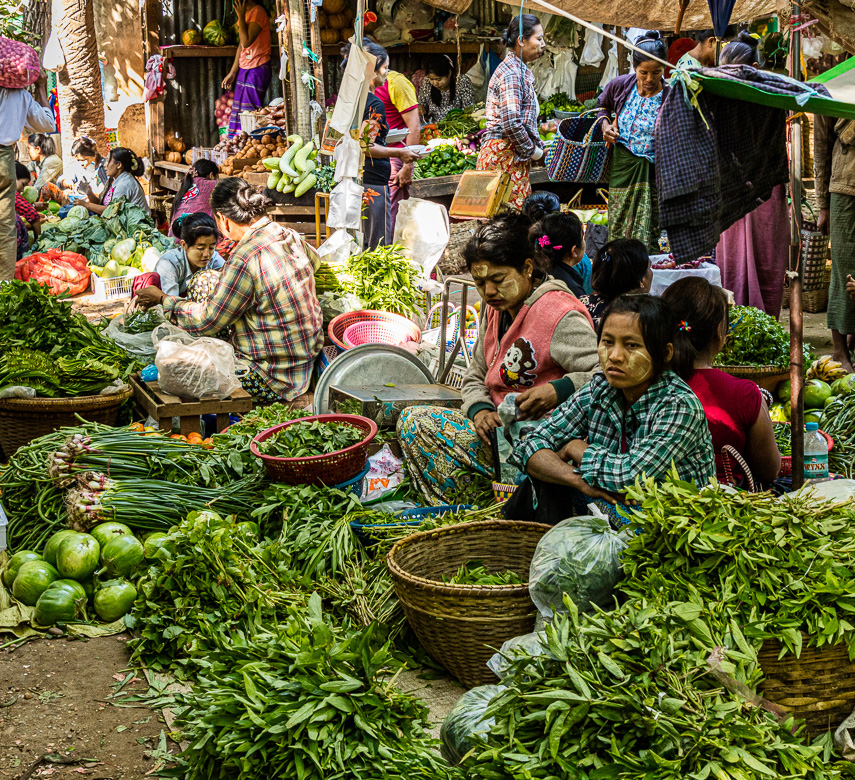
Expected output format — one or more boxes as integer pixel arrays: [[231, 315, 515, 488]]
[[0, 37, 39, 88]]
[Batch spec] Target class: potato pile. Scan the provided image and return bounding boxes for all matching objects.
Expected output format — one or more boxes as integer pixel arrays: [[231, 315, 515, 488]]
[[219, 133, 288, 178], [254, 104, 289, 132]]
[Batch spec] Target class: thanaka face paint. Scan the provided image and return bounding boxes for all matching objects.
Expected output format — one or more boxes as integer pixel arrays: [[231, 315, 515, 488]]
[[470, 261, 530, 312], [598, 313, 655, 391]]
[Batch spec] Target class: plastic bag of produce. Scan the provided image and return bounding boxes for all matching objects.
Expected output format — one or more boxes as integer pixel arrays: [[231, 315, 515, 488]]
[[529, 511, 628, 618], [392, 198, 449, 278], [104, 306, 168, 364], [19, 250, 90, 296], [440, 685, 505, 765], [0, 37, 40, 88], [155, 337, 240, 400], [487, 631, 552, 680]]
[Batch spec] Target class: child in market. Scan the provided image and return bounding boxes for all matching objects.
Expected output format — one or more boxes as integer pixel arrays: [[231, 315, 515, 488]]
[[530, 211, 592, 299], [15, 162, 43, 243], [507, 294, 716, 526], [581, 238, 653, 329]]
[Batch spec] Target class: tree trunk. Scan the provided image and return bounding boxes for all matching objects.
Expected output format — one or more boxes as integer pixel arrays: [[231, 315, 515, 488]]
[[55, 0, 108, 159]]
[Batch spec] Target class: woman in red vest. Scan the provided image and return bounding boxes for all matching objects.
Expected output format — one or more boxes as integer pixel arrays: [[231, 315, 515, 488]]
[[398, 211, 600, 505]]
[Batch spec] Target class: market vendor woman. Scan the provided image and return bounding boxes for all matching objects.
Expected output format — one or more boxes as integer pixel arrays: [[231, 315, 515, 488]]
[[477, 14, 545, 210], [136, 178, 322, 402], [398, 211, 600, 505], [80, 148, 149, 216], [224, 0, 272, 139], [597, 32, 670, 252]]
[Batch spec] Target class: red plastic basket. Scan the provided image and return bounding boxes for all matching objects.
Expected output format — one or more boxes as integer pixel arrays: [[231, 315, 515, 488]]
[[342, 320, 420, 349], [328, 310, 421, 353], [775, 422, 833, 477], [250, 414, 378, 485]]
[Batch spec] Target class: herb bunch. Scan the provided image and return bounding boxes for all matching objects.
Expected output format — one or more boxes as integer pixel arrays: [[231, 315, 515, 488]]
[[256, 420, 363, 458], [715, 305, 812, 370]]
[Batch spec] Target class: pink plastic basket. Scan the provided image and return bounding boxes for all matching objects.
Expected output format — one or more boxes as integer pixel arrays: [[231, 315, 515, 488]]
[[342, 320, 420, 349], [250, 414, 378, 485], [328, 310, 421, 353]]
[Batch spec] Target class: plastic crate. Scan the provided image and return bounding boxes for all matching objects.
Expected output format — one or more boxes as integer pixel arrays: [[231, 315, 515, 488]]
[[239, 112, 263, 133], [90, 272, 134, 302], [428, 355, 467, 389]]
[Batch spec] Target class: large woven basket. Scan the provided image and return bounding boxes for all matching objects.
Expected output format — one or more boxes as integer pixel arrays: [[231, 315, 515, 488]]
[[719, 365, 789, 393], [782, 265, 831, 313], [545, 110, 611, 184], [387, 519, 550, 688], [0, 386, 133, 457], [759, 636, 855, 736]]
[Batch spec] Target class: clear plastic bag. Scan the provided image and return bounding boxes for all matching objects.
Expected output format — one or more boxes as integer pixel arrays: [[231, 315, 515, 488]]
[[487, 631, 551, 680], [528, 511, 628, 618], [103, 306, 168, 364], [440, 685, 505, 765], [155, 338, 240, 400]]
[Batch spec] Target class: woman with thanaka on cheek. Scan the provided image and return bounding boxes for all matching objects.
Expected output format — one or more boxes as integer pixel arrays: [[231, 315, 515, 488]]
[[506, 294, 716, 526], [397, 211, 600, 505]]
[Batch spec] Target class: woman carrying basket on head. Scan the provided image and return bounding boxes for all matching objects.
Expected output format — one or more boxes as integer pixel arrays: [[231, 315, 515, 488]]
[[596, 32, 670, 253], [476, 14, 545, 210]]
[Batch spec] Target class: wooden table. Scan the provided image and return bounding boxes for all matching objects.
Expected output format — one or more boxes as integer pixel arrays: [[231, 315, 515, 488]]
[[131, 375, 253, 435]]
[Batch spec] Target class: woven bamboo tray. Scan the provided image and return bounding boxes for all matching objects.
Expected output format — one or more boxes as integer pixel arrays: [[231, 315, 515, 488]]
[[387, 519, 550, 688], [719, 365, 790, 393], [759, 636, 855, 736], [0, 386, 133, 456]]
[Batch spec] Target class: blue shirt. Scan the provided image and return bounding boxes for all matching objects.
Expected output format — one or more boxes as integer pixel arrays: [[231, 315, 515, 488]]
[[617, 87, 663, 164], [155, 246, 225, 297]]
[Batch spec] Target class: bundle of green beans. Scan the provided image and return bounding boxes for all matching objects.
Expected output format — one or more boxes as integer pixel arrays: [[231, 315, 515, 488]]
[[313, 260, 344, 294], [66, 473, 264, 533], [344, 244, 423, 317], [821, 396, 855, 477]]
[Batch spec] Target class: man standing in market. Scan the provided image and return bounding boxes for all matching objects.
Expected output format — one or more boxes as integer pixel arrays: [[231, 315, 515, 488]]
[[0, 71, 54, 281], [816, 114, 855, 373], [675, 30, 718, 69], [374, 68, 420, 231]]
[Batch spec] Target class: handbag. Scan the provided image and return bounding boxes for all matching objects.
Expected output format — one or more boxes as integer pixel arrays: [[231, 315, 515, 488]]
[[545, 109, 611, 184]]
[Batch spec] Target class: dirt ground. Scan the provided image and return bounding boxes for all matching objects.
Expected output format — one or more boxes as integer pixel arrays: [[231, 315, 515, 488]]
[[0, 635, 169, 779]]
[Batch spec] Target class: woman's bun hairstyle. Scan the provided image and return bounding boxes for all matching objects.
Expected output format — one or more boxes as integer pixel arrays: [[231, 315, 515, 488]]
[[720, 31, 764, 67], [210, 177, 272, 225], [110, 147, 144, 177], [632, 30, 668, 68], [502, 14, 540, 49]]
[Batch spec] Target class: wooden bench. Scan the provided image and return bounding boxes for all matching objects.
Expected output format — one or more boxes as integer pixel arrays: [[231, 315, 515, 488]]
[[130, 375, 253, 435]]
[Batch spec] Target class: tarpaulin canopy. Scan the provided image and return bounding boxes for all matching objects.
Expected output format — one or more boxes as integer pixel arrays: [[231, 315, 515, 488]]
[[521, 0, 774, 32], [809, 56, 855, 103]]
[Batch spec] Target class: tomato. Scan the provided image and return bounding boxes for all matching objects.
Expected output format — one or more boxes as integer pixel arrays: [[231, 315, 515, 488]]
[[170, 434, 189, 442], [129, 422, 145, 432]]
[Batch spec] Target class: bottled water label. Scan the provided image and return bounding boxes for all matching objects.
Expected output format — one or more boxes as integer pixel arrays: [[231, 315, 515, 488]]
[[804, 454, 829, 479]]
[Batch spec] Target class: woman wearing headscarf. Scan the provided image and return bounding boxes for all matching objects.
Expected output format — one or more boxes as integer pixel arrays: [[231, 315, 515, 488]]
[[477, 14, 545, 210], [596, 32, 670, 252]]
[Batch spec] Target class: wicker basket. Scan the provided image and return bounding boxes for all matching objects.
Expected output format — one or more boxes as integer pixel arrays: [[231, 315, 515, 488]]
[[782, 264, 831, 313], [0, 386, 133, 457], [387, 519, 550, 687], [250, 414, 377, 485], [719, 365, 790, 393], [759, 636, 855, 736]]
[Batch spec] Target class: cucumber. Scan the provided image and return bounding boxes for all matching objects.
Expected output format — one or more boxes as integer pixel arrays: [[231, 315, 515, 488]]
[[262, 157, 281, 171], [279, 135, 303, 178], [294, 141, 314, 173], [267, 170, 282, 189], [295, 173, 316, 198]]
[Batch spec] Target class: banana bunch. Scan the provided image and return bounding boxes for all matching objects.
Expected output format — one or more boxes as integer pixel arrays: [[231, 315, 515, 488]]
[[261, 134, 318, 198], [807, 355, 848, 382]]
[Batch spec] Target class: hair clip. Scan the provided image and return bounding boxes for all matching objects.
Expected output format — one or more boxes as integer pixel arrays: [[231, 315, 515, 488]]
[[537, 235, 551, 248], [553, 245, 563, 251], [600, 251, 611, 262], [678, 320, 692, 332]]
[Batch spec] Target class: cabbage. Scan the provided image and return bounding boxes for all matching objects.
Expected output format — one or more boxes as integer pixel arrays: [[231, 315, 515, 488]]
[[67, 205, 90, 221], [58, 216, 82, 234], [23, 186, 38, 203], [141, 247, 161, 273], [111, 238, 136, 264]]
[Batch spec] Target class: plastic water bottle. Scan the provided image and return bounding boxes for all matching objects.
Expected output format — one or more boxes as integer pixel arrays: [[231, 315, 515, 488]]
[[804, 422, 829, 481]]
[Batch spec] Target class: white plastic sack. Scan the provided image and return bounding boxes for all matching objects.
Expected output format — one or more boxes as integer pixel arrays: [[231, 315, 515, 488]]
[[392, 198, 449, 278], [318, 228, 358, 264], [0, 386, 36, 399], [440, 685, 505, 765], [487, 631, 553, 679], [155, 338, 240, 400], [529, 511, 629, 618], [333, 134, 362, 182], [579, 23, 605, 66], [328, 178, 364, 230], [42, 29, 65, 73], [466, 45, 488, 103]]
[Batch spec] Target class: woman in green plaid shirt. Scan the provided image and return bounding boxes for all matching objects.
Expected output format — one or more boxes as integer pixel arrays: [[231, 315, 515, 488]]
[[509, 294, 715, 525]]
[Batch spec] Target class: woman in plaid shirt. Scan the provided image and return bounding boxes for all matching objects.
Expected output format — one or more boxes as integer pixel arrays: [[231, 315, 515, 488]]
[[136, 179, 322, 403], [508, 294, 715, 526], [476, 14, 545, 209]]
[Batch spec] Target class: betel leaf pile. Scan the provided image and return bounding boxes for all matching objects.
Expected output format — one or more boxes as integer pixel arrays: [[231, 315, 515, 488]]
[[715, 305, 813, 370], [256, 420, 363, 459]]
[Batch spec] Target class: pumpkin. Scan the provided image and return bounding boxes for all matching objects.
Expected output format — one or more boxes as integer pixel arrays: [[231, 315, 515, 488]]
[[318, 9, 328, 26], [167, 132, 185, 151], [345, 7, 355, 22], [184, 150, 194, 164], [172, 140, 186, 153], [330, 12, 349, 28], [164, 152, 182, 163], [322, 0, 345, 14], [320, 28, 339, 44]]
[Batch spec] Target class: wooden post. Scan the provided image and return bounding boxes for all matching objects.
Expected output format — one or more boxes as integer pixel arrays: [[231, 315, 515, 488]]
[[789, 11, 805, 488], [674, 0, 690, 36], [142, 0, 165, 157], [277, 0, 296, 137]]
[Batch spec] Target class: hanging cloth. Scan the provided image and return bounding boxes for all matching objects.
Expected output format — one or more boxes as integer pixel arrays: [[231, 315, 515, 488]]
[[143, 55, 174, 101], [707, 0, 738, 37], [553, 50, 578, 100], [599, 40, 619, 91]]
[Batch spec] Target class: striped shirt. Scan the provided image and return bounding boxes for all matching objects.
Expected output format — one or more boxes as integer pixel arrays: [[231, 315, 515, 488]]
[[162, 218, 323, 399], [512, 371, 716, 492], [483, 51, 542, 162]]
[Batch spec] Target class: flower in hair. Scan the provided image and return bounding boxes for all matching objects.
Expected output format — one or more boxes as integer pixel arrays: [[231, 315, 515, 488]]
[[537, 235, 551, 248], [678, 320, 692, 332]]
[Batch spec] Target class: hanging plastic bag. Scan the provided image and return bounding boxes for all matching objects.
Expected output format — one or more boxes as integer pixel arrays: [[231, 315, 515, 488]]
[[487, 631, 553, 680], [466, 45, 488, 103], [333, 134, 362, 182], [330, 39, 375, 135], [155, 337, 240, 400], [42, 30, 65, 73], [579, 23, 605, 66], [599, 40, 619, 91], [318, 228, 358, 265], [362, 444, 405, 502], [327, 178, 364, 230], [440, 685, 505, 765], [528, 509, 629, 618], [392, 198, 449, 279]]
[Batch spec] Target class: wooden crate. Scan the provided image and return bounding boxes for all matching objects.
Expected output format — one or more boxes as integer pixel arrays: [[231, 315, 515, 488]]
[[131, 375, 253, 435]]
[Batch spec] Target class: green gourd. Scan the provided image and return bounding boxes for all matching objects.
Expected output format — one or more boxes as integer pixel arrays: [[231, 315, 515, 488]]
[[278, 135, 303, 178], [295, 174, 316, 198]]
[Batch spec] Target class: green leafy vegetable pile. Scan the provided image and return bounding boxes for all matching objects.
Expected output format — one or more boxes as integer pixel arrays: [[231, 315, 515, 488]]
[[166, 595, 460, 780], [538, 91, 585, 120], [256, 420, 363, 458], [821, 397, 855, 477], [443, 559, 524, 586], [464, 597, 848, 779], [716, 305, 812, 369], [0, 280, 140, 396], [36, 198, 170, 265], [436, 105, 483, 137], [343, 244, 423, 316]]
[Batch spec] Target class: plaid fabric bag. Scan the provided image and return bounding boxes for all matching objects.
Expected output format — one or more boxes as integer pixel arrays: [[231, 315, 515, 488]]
[[545, 110, 611, 184]]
